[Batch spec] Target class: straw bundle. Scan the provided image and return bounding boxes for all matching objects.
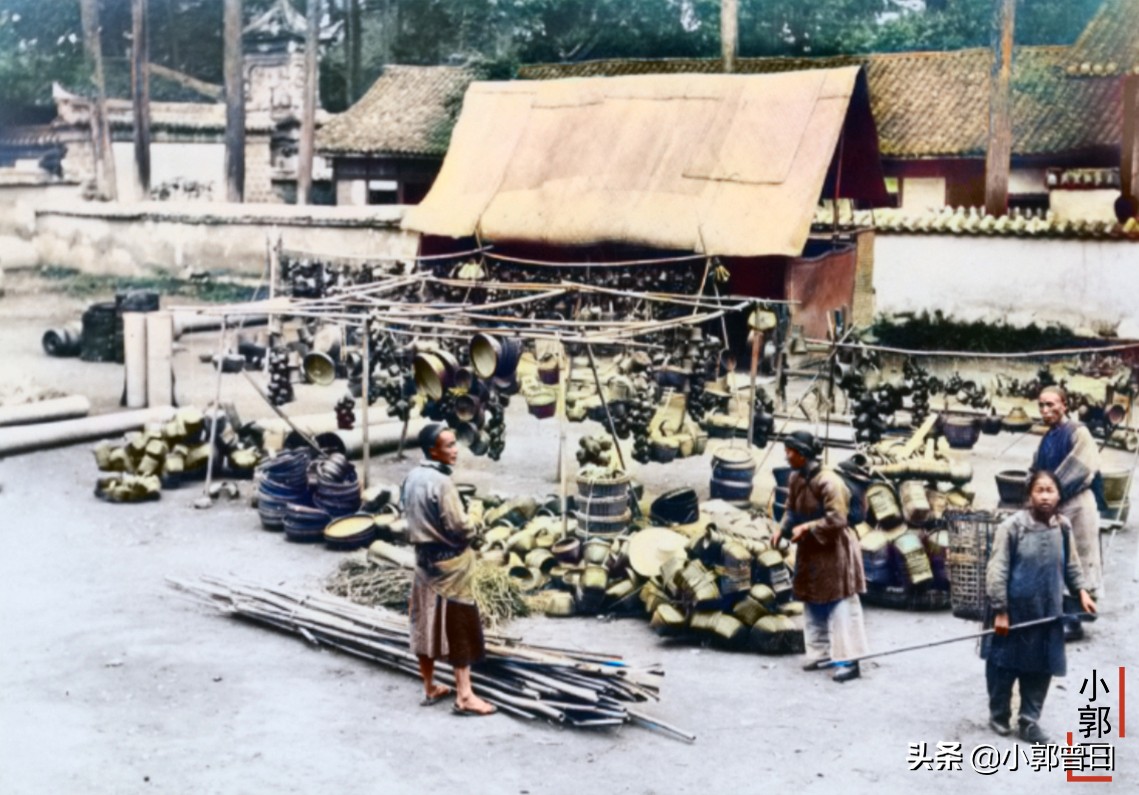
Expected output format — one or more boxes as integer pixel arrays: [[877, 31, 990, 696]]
[[325, 557, 411, 609], [324, 556, 529, 626]]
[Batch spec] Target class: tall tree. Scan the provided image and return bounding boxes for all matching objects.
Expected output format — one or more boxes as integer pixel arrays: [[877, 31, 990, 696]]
[[297, 0, 319, 205], [223, 0, 244, 202], [344, 0, 361, 104], [131, 0, 152, 199], [79, 0, 117, 200]]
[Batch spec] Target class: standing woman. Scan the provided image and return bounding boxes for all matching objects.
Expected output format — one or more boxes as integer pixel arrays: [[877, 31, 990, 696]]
[[1032, 386, 1103, 597], [778, 431, 869, 682], [984, 470, 1096, 743], [402, 423, 496, 716]]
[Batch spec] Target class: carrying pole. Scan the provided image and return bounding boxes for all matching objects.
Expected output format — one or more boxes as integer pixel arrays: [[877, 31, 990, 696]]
[[823, 613, 1093, 668]]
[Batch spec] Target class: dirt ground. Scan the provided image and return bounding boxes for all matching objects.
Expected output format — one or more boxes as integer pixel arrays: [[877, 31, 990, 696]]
[[1, 273, 1136, 794]]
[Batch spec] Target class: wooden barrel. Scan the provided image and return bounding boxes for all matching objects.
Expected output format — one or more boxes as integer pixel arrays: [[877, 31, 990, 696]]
[[710, 477, 753, 503], [575, 510, 631, 538], [772, 486, 790, 522], [576, 472, 631, 500], [712, 448, 757, 481], [711, 448, 756, 504], [576, 472, 631, 535], [80, 302, 121, 363]]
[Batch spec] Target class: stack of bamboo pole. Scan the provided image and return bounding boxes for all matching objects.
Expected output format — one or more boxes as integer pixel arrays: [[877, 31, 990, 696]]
[[168, 575, 694, 742]]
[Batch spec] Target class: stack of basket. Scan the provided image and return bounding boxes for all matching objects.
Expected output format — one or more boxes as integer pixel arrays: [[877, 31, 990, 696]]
[[574, 469, 632, 538]]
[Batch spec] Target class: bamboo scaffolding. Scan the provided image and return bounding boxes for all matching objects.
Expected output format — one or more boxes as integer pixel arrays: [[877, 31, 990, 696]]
[[168, 576, 691, 741]]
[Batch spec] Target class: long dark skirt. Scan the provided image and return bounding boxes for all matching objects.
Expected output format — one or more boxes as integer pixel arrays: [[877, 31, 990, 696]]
[[409, 579, 485, 667]]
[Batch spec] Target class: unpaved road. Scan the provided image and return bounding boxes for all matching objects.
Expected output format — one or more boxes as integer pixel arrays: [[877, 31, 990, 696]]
[[1, 275, 1136, 794]]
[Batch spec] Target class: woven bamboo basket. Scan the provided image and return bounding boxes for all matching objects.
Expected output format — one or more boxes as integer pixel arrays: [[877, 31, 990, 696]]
[[946, 510, 1002, 620]]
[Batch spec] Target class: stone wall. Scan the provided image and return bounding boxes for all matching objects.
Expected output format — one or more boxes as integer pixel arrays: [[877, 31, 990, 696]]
[[243, 134, 276, 205], [30, 201, 417, 276], [0, 179, 83, 269]]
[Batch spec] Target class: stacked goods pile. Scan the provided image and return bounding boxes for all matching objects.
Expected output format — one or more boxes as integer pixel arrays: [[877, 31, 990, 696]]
[[279, 253, 410, 299], [703, 385, 776, 447], [266, 347, 295, 406], [641, 501, 804, 653], [387, 482, 807, 654], [645, 392, 707, 463], [171, 576, 693, 741], [849, 417, 974, 610], [575, 466, 633, 538], [255, 449, 360, 541], [92, 407, 262, 502], [72, 291, 160, 363], [563, 351, 708, 465], [327, 478, 803, 655]]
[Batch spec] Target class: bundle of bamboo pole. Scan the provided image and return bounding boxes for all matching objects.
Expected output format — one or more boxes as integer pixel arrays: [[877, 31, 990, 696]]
[[168, 575, 694, 742]]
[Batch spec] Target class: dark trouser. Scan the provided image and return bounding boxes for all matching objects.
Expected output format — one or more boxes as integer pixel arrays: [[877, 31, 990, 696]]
[[987, 657, 1051, 726]]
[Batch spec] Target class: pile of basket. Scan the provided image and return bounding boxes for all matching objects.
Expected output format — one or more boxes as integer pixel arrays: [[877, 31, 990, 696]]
[[856, 487, 961, 611], [256, 450, 360, 541], [92, 407, 260, 502]]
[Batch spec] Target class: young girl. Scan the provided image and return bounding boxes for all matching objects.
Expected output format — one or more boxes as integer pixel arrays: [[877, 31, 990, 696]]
[[984, 470, 1097, 743]]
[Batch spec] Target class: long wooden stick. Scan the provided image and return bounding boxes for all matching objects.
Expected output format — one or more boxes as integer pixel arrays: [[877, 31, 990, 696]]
[[825, 613, 1093, 667], [200, 317, 228, 501]]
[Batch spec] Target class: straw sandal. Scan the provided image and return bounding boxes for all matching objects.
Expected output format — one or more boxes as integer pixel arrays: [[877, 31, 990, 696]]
[[452, 703, 498, 717], [419, 686, 452, 707]]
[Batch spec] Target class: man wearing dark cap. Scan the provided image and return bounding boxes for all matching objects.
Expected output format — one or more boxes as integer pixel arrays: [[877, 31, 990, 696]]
[[401, 422, 496, 716], [779, 430, 868, 682]]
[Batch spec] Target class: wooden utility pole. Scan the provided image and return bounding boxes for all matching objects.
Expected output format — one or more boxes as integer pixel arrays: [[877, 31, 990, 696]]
[[131, 0, 152, 199], [984, 0, 1016, 217], [721, 0, 738, 74], [79, 0, 117, 200], [297, 0, 319, 204], [223, 0, 245, 202]]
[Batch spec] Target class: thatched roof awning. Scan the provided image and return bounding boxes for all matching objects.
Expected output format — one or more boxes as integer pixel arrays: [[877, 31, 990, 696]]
[[402, 67, 887, 258]]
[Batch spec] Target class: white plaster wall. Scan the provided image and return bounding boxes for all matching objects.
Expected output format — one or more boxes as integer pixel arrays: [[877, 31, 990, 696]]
[[900, 177, 946, 214], [112, 141, 227, 202], [32, 202, 418, 276], [1050, 189, 1119, 223], [0, 182, 83, 238], [874, 234, 1139, 337], [336, 179, 367, 207]]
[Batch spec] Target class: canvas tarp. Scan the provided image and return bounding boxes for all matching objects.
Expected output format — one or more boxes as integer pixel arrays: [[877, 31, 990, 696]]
[[402, 67, 885, 257]]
